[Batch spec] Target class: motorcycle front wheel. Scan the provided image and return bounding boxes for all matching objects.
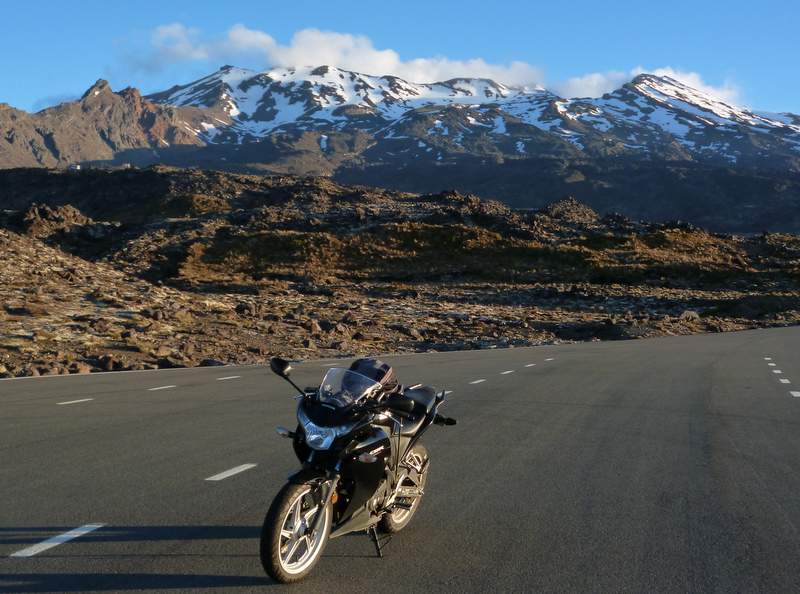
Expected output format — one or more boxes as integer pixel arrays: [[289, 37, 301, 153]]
[[260, 482, 332, 583]]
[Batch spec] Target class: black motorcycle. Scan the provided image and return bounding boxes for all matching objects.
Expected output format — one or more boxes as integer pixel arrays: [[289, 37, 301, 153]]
[[260, 356, 456, 583]]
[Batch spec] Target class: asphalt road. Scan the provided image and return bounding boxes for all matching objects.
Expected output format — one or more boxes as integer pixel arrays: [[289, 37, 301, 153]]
[[2, 326, 800, 593]]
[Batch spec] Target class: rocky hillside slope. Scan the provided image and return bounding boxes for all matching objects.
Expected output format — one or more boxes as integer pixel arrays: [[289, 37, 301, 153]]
[[0, 81, 208, 168], [2, 68, 800, 232], [1, 167, 798, 378]]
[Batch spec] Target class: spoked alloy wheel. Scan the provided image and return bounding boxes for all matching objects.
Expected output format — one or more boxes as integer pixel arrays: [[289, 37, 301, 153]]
[[278, 488, 328, 572], [261, 482, 332, 583], [380, 443, 429, 533]]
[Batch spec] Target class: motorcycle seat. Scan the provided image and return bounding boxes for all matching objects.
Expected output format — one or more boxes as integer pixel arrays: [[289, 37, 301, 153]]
[[397, 385, 437, 436], [403, 385, 437, 414]]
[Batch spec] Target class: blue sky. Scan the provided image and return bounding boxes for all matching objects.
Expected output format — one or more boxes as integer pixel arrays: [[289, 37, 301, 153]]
[[3, 0, 798, 113]]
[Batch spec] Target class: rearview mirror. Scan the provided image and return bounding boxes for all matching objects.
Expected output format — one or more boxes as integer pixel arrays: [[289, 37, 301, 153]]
[[270, 357, 292, 378]]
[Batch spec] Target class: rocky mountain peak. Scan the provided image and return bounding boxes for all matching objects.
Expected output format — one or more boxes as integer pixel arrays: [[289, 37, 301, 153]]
[[628, 72, 672, 86], [81, 79, 112, 100], [119, 86, 141, 98], [309, 65, 332, 76]]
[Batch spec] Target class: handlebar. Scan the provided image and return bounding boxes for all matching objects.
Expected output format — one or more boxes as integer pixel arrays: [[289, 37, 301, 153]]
[[353, 396, 455, 425], [388, 408, 414, 419], [351, 397, 415, 420]]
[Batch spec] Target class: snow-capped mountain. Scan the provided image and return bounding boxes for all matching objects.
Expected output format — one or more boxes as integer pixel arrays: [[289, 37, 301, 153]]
[[143, 65, 800, 169], [559, 74, 800, 165], [2, 65, 798, 172]]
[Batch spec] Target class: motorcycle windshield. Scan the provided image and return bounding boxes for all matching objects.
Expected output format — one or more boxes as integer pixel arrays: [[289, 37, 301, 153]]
[[318, 368, 381, 408]]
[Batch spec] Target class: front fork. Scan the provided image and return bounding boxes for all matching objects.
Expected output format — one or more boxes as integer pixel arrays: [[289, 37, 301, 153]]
[[308, 474, 339, 537]]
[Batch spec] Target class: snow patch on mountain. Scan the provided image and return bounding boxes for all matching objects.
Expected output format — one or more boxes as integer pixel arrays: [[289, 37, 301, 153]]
[[147, 65, 800, 167]]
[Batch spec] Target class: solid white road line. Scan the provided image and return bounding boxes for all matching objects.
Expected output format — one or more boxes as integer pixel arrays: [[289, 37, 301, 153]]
[[216, 376, 241, 381], [780, 379, 791, 384], [10, 523, 104, 558], [525, 363, 536, 367], [56, 398, 94, 406], [544, 358, 555, 361], [768, 363, 777, 367], [773, 370, 783, 374], [469, 379, 486, 385], [205, 463, 258, 482], [791, 392, 800, 398], [148, 385, 177, 391], [500, 370, 515, 375]]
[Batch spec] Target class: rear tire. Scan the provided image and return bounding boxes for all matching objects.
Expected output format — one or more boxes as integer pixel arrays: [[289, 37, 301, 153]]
[[260, 482, 331, 584], [380, 443, 429, 534]]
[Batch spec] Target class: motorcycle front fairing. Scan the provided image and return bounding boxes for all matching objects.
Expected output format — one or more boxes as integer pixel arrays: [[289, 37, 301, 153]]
[[290, 397, 394, 537], [330, 425, 393, 536]]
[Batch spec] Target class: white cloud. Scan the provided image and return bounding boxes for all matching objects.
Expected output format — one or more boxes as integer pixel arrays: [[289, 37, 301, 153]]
[[152, 23, 209, 61], [218, 24, 277, 57], [553, 66, 741, 104], [141, 24, 544, 86], [138, 24, 742, 105], [553, 71, 631, 99]]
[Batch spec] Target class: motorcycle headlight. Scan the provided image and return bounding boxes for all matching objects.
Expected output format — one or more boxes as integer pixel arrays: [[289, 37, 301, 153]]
[[303, 424, 337, 450], [297, 407, 355, 450]]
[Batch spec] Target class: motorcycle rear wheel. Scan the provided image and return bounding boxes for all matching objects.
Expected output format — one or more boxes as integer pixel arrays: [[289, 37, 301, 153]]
[[380, 443, 429, 533], [260, 482, 332, 583]]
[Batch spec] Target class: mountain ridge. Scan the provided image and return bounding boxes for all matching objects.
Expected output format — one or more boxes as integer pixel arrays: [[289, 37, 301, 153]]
[[2, 66, 800, 231], [151, 67, 798, 158], [6, 65, 799, 170]]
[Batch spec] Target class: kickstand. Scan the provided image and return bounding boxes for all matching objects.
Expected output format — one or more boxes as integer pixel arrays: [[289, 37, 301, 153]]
[[368, 526, 391, 558]]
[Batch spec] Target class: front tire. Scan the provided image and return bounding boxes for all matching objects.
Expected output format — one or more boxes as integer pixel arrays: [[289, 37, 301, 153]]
[[260, 482, 332, 583], [380, 443, 429, 534]]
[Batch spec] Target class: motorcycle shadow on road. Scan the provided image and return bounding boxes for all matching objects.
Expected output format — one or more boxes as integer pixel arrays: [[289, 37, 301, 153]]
[[0, 525, 261, 546], [0, 526, 282, 592], [0, 573, 272, 593]]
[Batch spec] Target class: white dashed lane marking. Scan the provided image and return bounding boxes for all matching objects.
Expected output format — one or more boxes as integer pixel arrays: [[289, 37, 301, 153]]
[[205, 463, 258, 482], [544, 358, 555, 362], [469, 379, 486, 385], [216, 376, 241, 381], [761, 357, 796, 397], [148, 385, 177, 391], [525, 364, 536, 367], [500, 370, 515, 375], [57, 398, 93, 406], [9, 523, 104, 558]]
